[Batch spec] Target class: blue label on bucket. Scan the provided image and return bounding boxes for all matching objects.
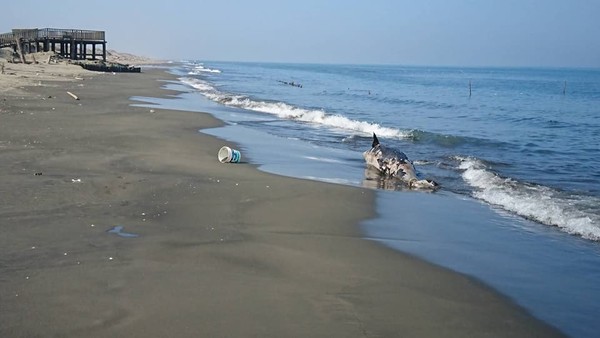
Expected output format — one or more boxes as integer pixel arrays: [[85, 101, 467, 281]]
[[230, 149, 241, 163]]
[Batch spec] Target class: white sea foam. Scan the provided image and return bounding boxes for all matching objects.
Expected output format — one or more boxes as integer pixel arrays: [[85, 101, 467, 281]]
[[304, 156, 345, 164], [457, 156, 600, 241], [179, 77, 411, 140], [187, 64, 221, 74], [302, 176, 360, 185], [180, 77, 215, 92]]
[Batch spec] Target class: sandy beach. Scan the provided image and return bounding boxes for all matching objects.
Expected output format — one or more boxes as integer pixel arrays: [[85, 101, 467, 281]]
[[0, 54, 565, 337]]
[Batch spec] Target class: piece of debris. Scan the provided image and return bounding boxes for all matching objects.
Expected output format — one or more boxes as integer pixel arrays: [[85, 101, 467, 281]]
[[66, 91, 79, 100], [107, 225, 139, 238], [77, 61, 141, 73], [218, 146, 242, 163]]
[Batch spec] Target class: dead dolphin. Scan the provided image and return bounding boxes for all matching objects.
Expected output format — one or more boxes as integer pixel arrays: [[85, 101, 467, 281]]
[[363, 133, 438, 189]]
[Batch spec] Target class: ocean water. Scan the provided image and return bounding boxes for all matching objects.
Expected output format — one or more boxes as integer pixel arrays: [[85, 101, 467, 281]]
[[133, 61, 600, 337], [180, 62, 600, 240]]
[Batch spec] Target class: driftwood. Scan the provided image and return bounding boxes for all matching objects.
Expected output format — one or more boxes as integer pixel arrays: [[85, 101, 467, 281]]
[[66, 91, 79, 100], [77, 62, 141, 73], [14, 37, 25, 64]]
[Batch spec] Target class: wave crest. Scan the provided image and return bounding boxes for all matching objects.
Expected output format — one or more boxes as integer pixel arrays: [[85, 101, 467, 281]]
[[457, 156, 600, 240], [180, 77, 412, 139], [184, 62, 222, 74]]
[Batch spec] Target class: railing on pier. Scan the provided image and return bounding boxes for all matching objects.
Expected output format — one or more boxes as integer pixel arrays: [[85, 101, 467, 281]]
[[0, 28, 107, 61], [0, 28, 105, 47], [0, 32, 16, 47], [38, 28, 106, 41]]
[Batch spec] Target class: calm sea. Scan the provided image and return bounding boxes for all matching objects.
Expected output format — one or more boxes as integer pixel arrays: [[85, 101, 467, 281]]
[[135, 61, 600, 337]]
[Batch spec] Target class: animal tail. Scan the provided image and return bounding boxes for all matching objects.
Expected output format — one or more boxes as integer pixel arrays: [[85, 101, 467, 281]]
[[372, 133, 380, 148]]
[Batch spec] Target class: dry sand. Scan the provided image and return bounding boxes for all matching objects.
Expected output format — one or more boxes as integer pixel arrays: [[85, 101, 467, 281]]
[[0, 57, 565, 337]]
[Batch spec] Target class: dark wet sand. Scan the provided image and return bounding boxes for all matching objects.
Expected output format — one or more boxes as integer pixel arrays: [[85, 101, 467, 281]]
[[0, 66, 565, 337]]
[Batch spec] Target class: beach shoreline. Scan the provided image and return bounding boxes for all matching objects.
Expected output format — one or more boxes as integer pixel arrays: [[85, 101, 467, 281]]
[[0, 59, 565, 337]]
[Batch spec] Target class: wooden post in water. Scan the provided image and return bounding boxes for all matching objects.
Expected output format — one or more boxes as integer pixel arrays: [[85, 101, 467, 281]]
[[469, 80, 472, 97]]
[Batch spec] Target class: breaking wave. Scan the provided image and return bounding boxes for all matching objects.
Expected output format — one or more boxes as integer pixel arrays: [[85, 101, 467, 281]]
[[187, 64, 221, 74], [456, 156, 600, 241], [180, 77, 412, 139]]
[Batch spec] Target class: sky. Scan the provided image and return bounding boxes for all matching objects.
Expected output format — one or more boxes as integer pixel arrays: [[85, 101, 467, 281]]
[[3, 0, 599, 67]]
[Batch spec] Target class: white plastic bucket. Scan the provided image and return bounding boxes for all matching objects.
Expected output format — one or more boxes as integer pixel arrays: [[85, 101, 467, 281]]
[[218, 146, 241, 163]]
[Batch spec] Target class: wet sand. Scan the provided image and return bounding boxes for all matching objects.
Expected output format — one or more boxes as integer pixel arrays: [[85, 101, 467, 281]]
[[0, 59, 565, 337]]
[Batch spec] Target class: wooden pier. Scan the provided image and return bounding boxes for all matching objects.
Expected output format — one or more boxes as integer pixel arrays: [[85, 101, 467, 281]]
[[0, 28, 107, 62]]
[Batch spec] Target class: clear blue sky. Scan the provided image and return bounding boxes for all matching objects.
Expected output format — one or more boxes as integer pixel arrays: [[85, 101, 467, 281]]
[[3, 0, 599, 67]]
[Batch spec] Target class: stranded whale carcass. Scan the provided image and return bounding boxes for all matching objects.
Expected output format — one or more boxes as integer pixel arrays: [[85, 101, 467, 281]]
[[363, 133, 438, 190]]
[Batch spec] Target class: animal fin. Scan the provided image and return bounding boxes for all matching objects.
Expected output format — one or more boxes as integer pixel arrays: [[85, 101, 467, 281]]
[[372, 133, 380, 148]]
